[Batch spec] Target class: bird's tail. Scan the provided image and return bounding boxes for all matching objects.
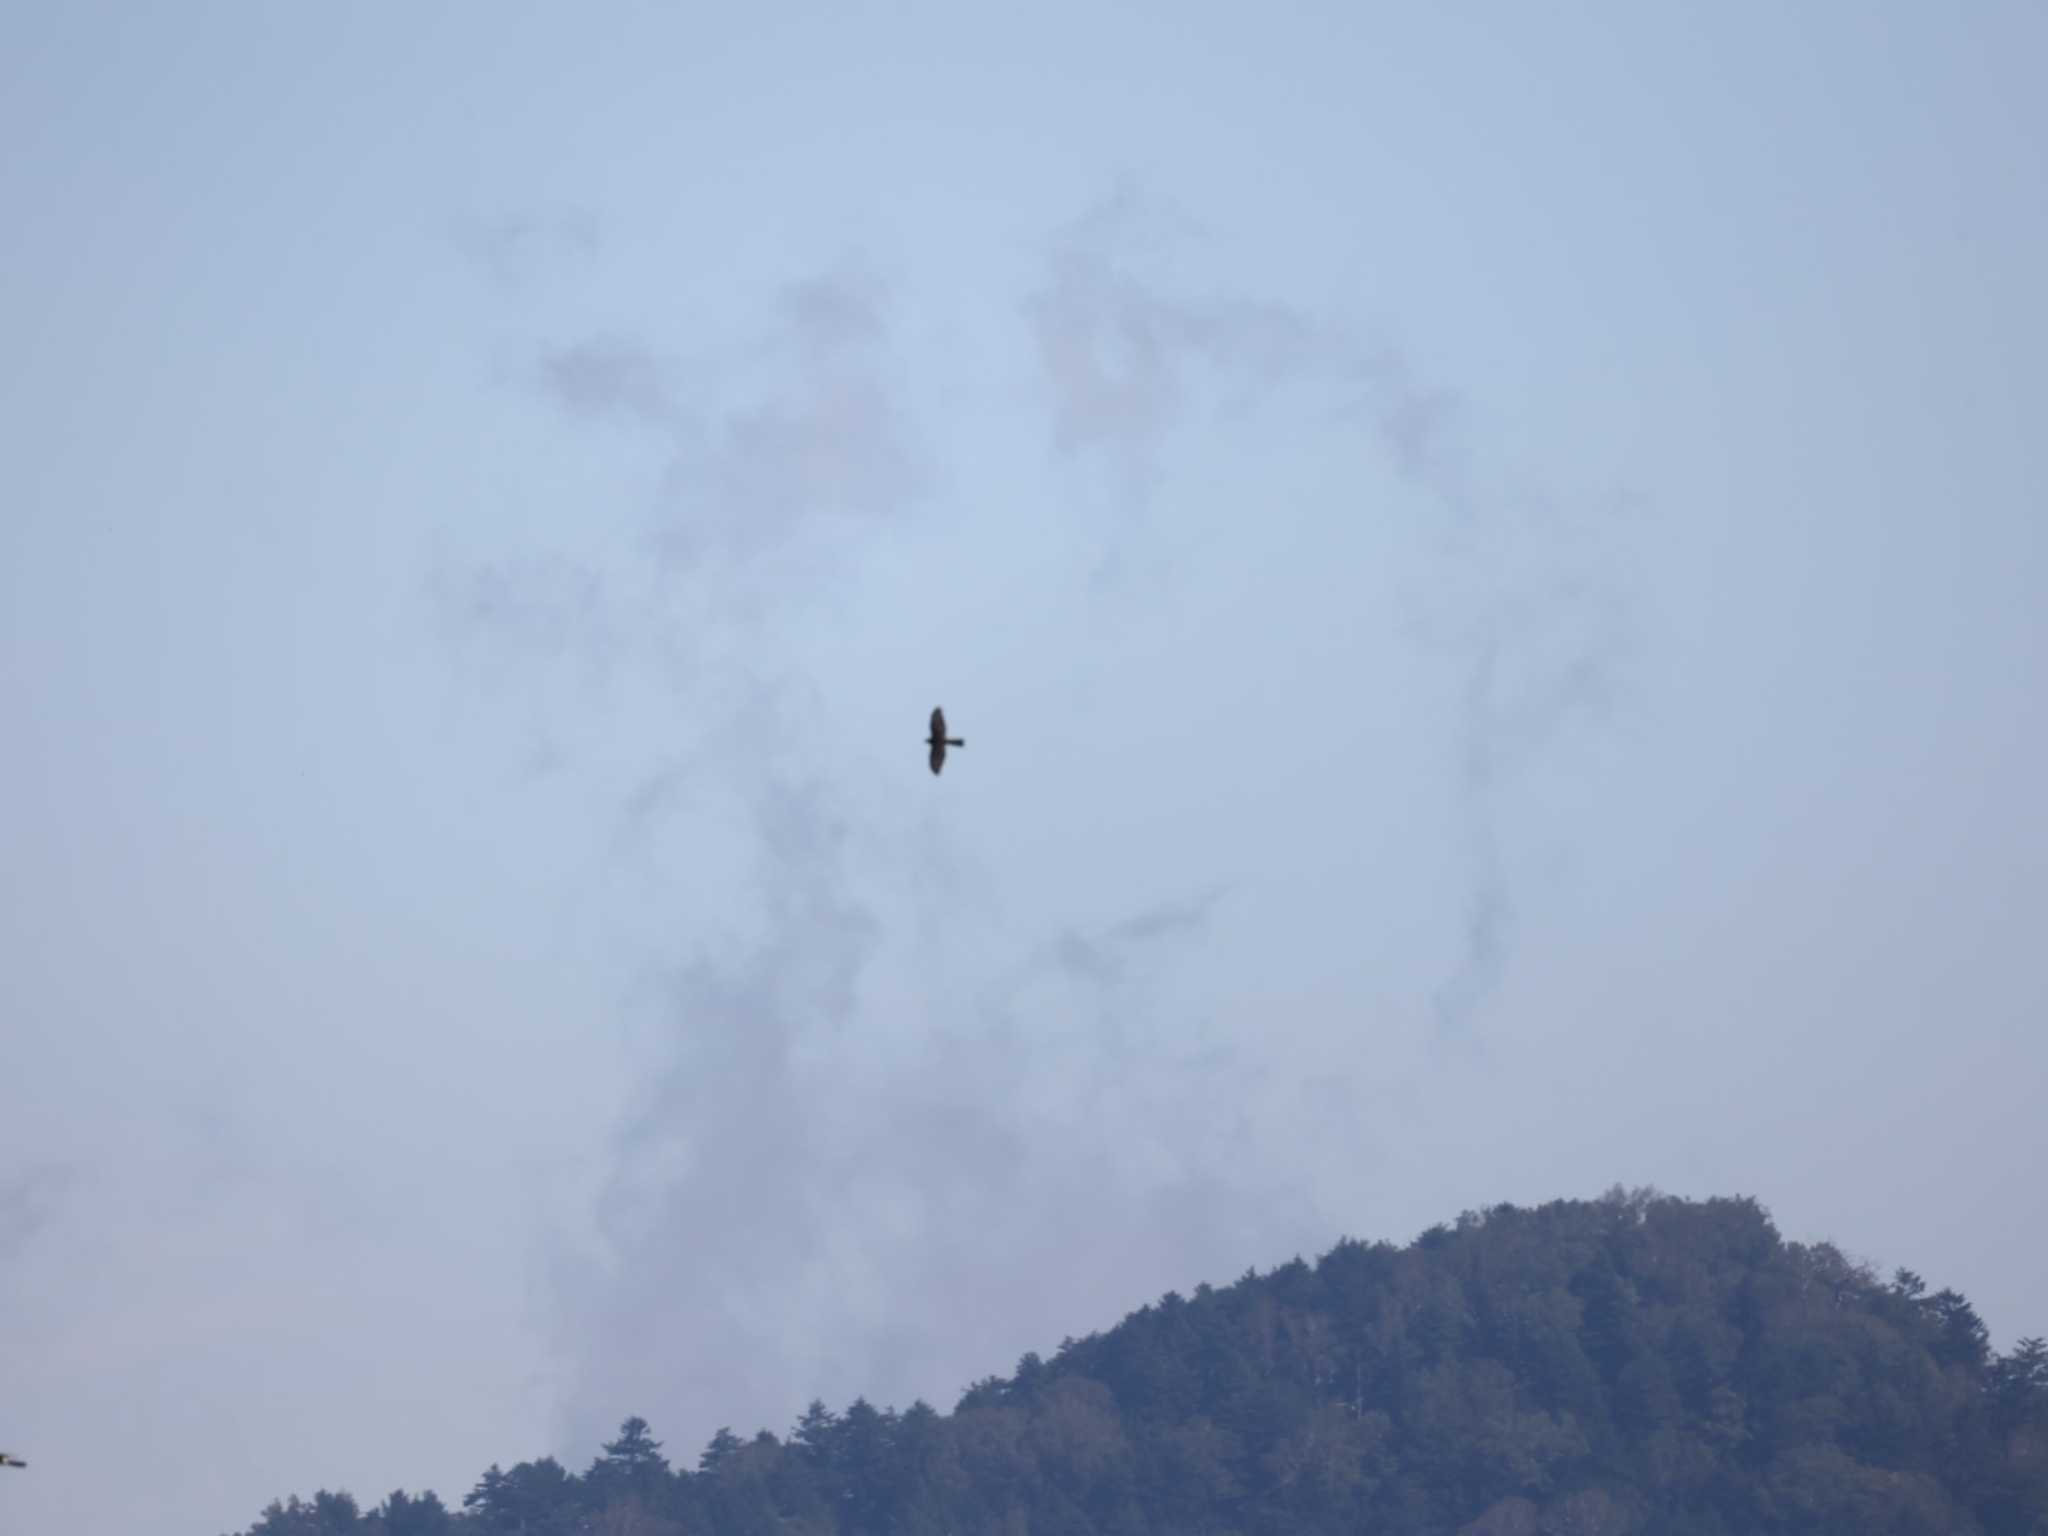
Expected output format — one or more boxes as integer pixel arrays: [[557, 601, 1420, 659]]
[[947, 738, 964, 747]]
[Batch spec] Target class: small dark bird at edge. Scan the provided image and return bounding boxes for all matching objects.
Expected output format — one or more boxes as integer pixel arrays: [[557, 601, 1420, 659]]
[[928, 707, 964, 775]]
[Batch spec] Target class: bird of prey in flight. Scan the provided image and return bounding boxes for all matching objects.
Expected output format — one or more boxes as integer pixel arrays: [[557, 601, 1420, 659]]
[[927, 707, 964, 775], [0, 1453, 25, 1469]]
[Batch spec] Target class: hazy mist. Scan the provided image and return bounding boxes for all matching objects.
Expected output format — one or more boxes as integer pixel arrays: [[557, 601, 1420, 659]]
[[3, 6, 2043, 1532]]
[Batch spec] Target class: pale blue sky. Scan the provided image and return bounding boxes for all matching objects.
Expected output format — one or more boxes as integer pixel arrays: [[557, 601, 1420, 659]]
[[3, 5, 2044, 1532]]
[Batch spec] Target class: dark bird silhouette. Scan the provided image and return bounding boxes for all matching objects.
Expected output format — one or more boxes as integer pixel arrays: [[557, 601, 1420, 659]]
[[0, 1453, 25, 1470], [927, 707, 965, 775]]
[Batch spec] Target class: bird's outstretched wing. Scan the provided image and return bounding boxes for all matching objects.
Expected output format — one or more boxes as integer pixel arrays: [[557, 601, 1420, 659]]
[[929, 738, 946, 775], [930, 707, 946, 740]]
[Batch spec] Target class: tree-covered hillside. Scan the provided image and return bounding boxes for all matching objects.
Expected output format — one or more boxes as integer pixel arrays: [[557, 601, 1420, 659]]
[[223, 1190, 2048, 1535]]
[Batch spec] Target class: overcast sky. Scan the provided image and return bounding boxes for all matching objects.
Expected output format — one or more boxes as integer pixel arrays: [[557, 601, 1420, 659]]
[[4, 4, 2045, 1532]]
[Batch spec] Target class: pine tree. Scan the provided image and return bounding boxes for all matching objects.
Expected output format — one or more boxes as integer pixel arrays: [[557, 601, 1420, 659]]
[[697, 1427, 743, 1476], [588, 1415, 671, 1508], [372, 1489, 453, 1536], [792, 1399, 841, 1464]]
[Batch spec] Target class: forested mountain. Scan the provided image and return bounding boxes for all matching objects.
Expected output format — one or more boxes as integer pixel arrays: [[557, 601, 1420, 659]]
[[224, 1189, 2048, 1536]]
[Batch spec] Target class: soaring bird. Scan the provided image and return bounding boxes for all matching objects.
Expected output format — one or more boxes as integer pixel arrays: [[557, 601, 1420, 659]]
[[927, 707, 964, 775], [0, 1454, 25, 1469]]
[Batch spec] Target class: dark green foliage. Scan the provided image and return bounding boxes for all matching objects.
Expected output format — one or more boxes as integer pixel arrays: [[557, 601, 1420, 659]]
[[461, 1459, 578, 1535], [584, 1415, 671, 1514], [696, 1428, 742, 1476], [236, 1490, 363, 1536], [370, 1490, 454, 1536], [219, 1193, 2046, 1536]]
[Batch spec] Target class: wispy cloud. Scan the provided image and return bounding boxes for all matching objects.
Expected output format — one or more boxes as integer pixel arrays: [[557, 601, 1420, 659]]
[[1024, 183, 1638, 1044], [453, 209, 603, 291], [433, 265, 919, 773], [425, 549, 624, 778], [1050, 885, 1232, 989], [554, 798, 1310, 1453], [0, 1163, 76, 1266], [521, 267, 921, 572], [439, 187, 1640, 1470], [540, 337, 676, 426], [1026, 185, 1323, 528], [650, 270, 920, 567], [444, 247, 1321, 1458]]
